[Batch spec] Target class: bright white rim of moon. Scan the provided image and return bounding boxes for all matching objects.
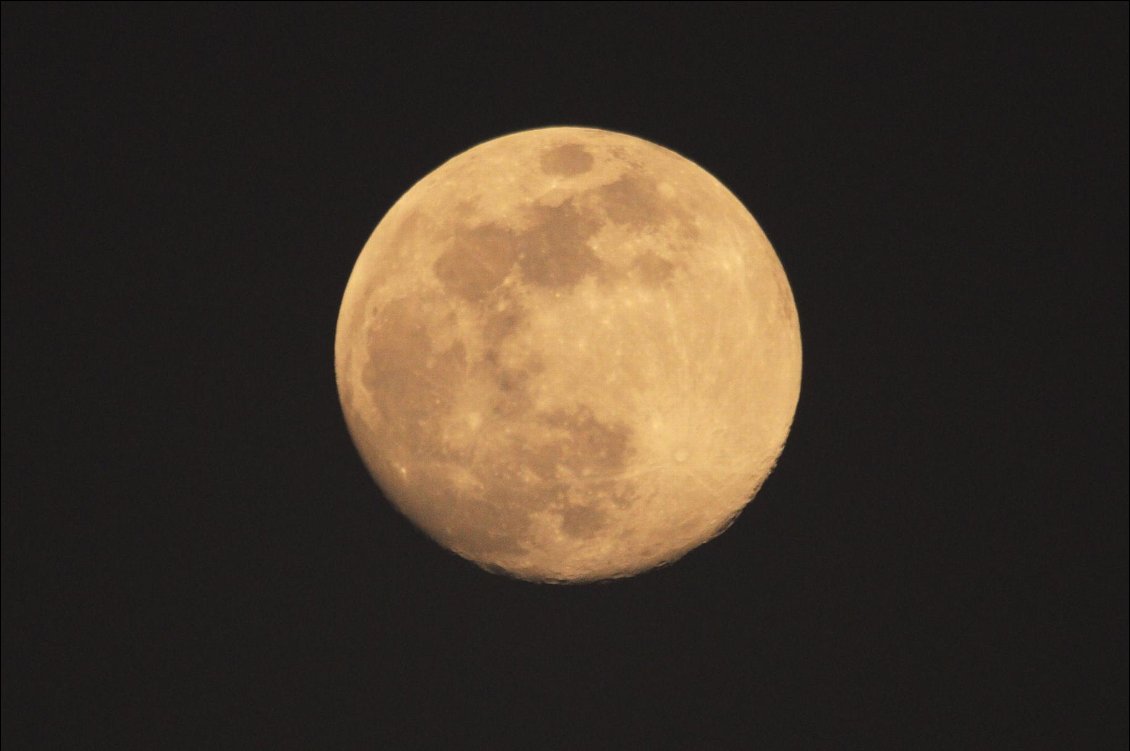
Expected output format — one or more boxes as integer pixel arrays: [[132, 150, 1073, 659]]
[[335, 126, 801, 583]]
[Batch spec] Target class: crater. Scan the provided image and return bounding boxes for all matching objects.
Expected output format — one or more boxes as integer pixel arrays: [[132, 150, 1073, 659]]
[[539, 143, 595, 176]]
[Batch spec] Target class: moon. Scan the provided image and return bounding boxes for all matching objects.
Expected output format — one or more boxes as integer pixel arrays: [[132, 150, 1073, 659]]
[[335, 127, 801, 583]]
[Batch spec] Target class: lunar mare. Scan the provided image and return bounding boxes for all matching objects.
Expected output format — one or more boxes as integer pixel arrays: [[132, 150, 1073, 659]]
[[335, 127, 801, 583]]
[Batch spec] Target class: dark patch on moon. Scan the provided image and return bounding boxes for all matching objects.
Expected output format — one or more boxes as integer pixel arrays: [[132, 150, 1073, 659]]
[[386, 209, 422, 254], [487, 363, 536, 419], [542, 405, 633, 478], [436, 197, 608, 303], [560, 503, 609, 538], [539, 143, 595, 176], [595, 170, 700, 243], [433, 223, 517, 302], [481, 302, 544, 416], [632, 251, 675, 285], [438, 483, 534, 558], [607, 145, 645, 170], [598, 173, 664, 228], [515, 200, 604, 288], [361, 296, 466, 456], [483, 301, 526, 344]]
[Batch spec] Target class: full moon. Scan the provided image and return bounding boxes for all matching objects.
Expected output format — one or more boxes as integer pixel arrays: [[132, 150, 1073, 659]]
[[335, 127, 801, 583]]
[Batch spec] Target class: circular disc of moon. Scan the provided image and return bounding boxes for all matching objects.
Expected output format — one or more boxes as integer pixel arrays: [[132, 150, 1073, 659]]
[[335, 127, 801, 583]]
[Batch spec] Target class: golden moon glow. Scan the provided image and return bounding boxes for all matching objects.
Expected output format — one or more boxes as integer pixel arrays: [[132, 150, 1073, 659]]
[[335, 127, 801, 583]]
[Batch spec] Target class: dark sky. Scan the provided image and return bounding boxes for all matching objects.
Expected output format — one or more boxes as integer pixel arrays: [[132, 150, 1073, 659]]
[[3, 4, 1126, 748]]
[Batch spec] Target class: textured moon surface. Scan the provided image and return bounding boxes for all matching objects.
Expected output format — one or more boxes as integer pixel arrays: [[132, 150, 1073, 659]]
[[335, 127, 801, 583]]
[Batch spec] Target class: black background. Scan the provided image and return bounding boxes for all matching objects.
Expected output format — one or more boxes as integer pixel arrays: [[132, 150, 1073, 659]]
[[3, 3, 1126, 748]]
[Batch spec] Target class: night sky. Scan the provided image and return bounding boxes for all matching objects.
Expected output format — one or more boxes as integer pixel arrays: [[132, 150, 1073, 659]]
[[3, 4, 1126, 748]]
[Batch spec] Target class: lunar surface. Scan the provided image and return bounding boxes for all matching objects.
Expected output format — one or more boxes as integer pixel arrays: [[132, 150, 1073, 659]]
[[335, 127, 801, 583]]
